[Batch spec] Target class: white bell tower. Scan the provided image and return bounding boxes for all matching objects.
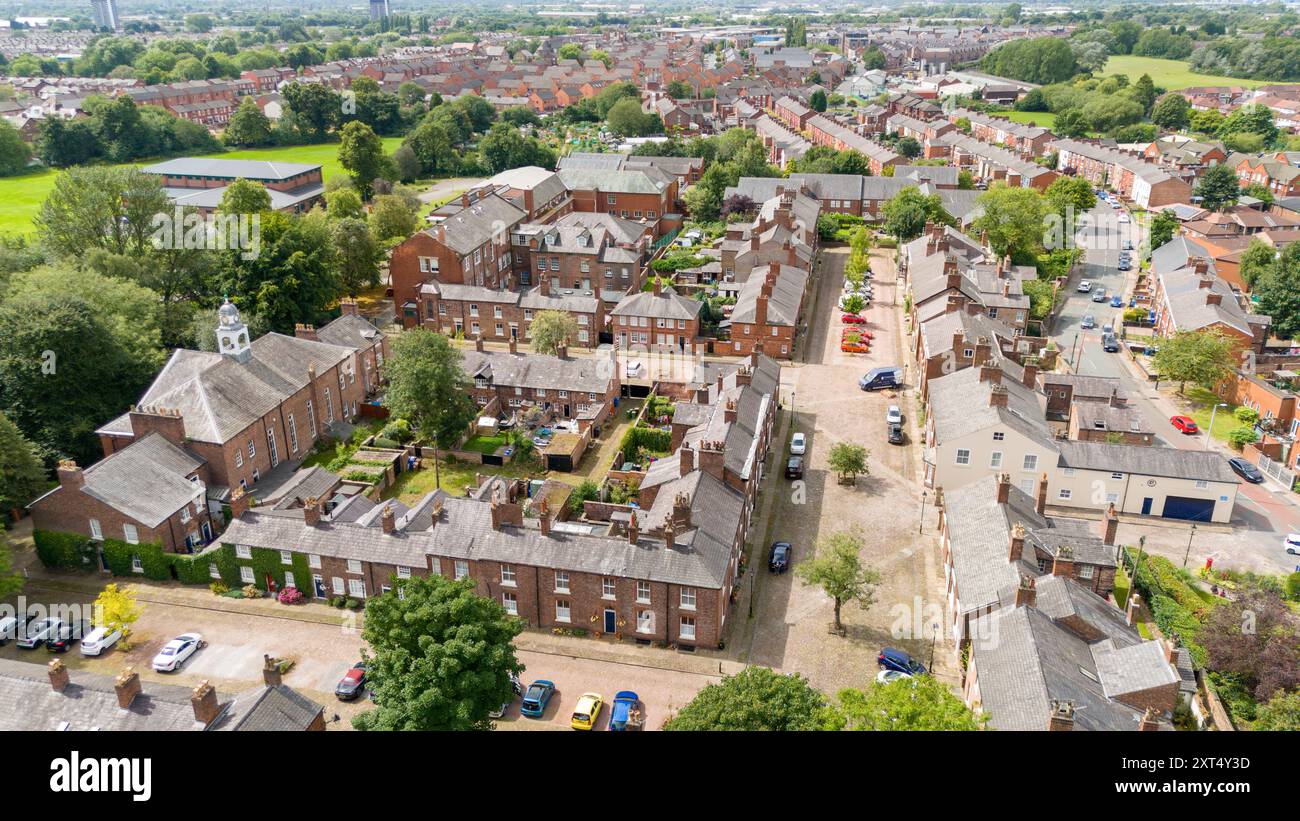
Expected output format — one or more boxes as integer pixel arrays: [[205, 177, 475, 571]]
[[216, 298, 252, 363]]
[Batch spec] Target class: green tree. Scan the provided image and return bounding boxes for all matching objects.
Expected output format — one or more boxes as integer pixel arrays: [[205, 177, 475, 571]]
[[384, 329, 478, 451], [882, 186, 952, 243], [222, 97, 273, 147], [827, 441, 869, 484], [1195, 163, 1242, 212], [973, 185, 1047, 259], [332, 217, 382, 296], [404, 117, 459, 175], [37, 166, 169, 258], [0, 119, 30, 176], [981, 37, 1078, 84], [664, 667, 829, 731], [325, 187, 365, 221], [217, 210, 341, 333], [1219, 103, 1278, 146], [1152, 329, 1241, 395], [1151, 93, 1191, 131], [0, 523, 22, 599], [338, 120, 391, 198], [829, 676, 984, 731], [796, 527, 881, 634], [1045, 175, 1097, 220], [282, 82, 340, 140], [1254, 243, 1300, 340], [1254, 691, 1300, 731], [809, 89, 827, 112], [528, 309, 579, 355], [606, 97, 660, 137], [1239, 239, 1277, 289], [1148, 209, 1180, 250], [353, 574, 523, 731], [218, 178, 271, 215], [896, 136, 922, 159], [478, 122, 555, 174], [93, 583, 143, 646], [0, 411, 46, 513], [368, 193, 419, 242]]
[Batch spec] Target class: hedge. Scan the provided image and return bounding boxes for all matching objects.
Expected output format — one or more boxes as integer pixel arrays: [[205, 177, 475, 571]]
[[1128, 549, 1217, 620], [33, 529, 97, 570], [1149, 594, 1207, 667], [619, 424, 672, 462]]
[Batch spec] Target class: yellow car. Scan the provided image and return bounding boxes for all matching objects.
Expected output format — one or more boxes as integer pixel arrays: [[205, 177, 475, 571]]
[[570, 692, 604, 730]]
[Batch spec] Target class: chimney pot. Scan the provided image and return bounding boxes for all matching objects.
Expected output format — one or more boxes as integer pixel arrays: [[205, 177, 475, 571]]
[[262, 655, 282, 688], [1048, 699, 1076, 731], [1051, 545, 1075, 578], [303, 497, 321, 527], [56, 459, 84, 490], [381, 504, 396, 534], [190, 680, 221, 727], [1014, 574, 1036, 608], [475, 335, 484, 352], [229, 488, 250, 519], [1101, 503, 1119, 546], [996, 472, 1012, 504], [115, 667, 142, 709], [48, 658, 70, 692], [1139, 706, 1160, 731]]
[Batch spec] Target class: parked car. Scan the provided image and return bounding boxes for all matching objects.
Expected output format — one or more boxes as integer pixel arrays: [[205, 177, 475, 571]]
[[570, 692, 604, 730], [1118, 213, 1130, 223], [841, 312, 867, 324], [521, 680, 556, 718], [769, 541, 792, 573], [16, 617, 62, 649], [1227, 457, 1264, 484], [785, 456, 804, 479], [1092, 289, 1107, 303], [1081, 314, 1096, 329], [876, 669, 912, 684], [878, 647, 926, 675], [1110, 294, 1124, 307], [1123, 240, 1134, 250], [609, 691, 644, 731], [151, 632, 203, 672], [489, 672, 523, 718], [859, 366, 902, 392], [1102, 323, 1114, 336], [0, 615, 26, 646], [1077, 280, 1093, 293], [1283, 533, 1300, 556], [790, 432, 806, 455], [886, 405, 902, 426], [45, 620, 92, 653], [79, 625, 122, 657], [1170, 415, 1199, 434], [335, 662, 368, 701], [888, 424, 904, 445], [1118, 260, 1131, 271], [1102, 334, 1120, 353]]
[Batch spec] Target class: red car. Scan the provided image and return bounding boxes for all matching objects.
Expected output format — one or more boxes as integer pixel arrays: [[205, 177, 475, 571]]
[[1170, 415, 1199, 434], [841, 313, 867, 324]]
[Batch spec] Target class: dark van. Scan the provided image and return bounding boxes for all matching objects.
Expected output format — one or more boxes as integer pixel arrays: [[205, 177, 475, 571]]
[[859, 366, 902, 392]]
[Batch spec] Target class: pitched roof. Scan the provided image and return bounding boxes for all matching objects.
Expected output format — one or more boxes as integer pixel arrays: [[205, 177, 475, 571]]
[[1054, 441, 1241, 484], [611, 287, 703, 320]]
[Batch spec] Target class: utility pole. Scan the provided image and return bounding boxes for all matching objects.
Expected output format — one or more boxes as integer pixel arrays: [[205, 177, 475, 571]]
[[1183, 523, 1198, 569]]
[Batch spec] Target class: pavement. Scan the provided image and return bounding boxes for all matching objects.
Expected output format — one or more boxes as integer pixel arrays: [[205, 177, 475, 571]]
[[1048, 202, 1300, 576]]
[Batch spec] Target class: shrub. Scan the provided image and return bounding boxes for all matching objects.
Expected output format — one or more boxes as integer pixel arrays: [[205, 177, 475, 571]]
[[379, 418, 413, 443], [33, 530, 97, 570], [1123, 307, 1146, 323], [345, 598, 361, 609], [242, 583, 261, 599], [1234, 407, 1259, 426], [223, 589, 246, 599], [210, 581, 229, 596], [278, 586, 304, 605], [1284, 572, 1300, 602], [1150, 594, 1207, 667], [1226, 426, 1259, 450], [372, 436, 400, 449], [570, 479, 600, 513]]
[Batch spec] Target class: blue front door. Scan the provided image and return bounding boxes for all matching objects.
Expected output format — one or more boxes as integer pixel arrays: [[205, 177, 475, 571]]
[[1141, 497, 1153, 515], [604, 609, 617, 633]]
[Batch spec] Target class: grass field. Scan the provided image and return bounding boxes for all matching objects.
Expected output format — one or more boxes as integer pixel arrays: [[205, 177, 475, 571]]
[[1099, 55, 1299, 91], [1004, 110, 1057, 128], [0, 136, 404, 236]]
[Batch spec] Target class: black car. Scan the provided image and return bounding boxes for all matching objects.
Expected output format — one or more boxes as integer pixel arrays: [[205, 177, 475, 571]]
[[45, 620, 91, 653], [769, 541, 792, 573], [785, 456, 804, 479], [1102, 334, 1120, 353], [1228, 457, 1264, 484], [888, 424, 904, 445], [335, 662, 368, 700]]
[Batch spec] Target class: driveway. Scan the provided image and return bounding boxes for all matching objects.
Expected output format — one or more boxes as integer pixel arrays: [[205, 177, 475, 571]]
[[724, 245, 956, 695]]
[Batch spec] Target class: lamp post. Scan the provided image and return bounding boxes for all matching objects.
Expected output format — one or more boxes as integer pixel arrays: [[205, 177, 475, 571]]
[[918, 490, 928, 534], [1182, 523, 1198, 569], [928, 622, 939, 671], [1206, 403, 1229, 450]]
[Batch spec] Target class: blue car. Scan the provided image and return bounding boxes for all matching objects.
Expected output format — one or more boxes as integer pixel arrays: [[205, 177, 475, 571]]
[[1110, 295, 1123, 308], [878, 647, 926, 675], [520, 679, 556, 718], [609, 691, 644, 731]]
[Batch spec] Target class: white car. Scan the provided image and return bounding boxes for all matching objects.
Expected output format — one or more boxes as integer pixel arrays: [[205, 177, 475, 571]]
[[1117, 214, 1130, 224], [1285, 533, 1300, 556], [16, 617, 62, 649], [80, 626, 122, 657], [152, 632, 203, 672], [876, 669, 912, 684], [886, 405, 902, 426], [790, 432, 807, 455], [1076, 281, 1092, 293], [489, 672, 523, 719]]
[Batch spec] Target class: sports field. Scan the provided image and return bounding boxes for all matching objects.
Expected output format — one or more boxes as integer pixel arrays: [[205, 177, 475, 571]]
[[1004, 110, 1056, 128], [1098, 55, 1298, 91], [0, 137, 404, 236]]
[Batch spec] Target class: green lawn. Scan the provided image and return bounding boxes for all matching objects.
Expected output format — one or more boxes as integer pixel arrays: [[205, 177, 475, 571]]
[[1184, 386, 1243, 444], [1004, 110, 1056, 129], [462, 432, 510, 455], [1099, 55, 1298, 91], [0, 137, 404, 236]]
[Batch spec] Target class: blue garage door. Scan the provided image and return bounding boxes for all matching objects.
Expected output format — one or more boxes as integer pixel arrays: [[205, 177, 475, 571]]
[[1161, 496, 1215, 522]]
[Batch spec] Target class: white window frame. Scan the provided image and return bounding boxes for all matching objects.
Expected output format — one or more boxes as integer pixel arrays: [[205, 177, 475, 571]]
[[555, 571, 570, 593], [680, 587, 696, 611], [555, 599, 571, 623], [955, 449, 971, 466], [501, 564, 517, 586], [636, 581, 651, 603], [240, 566, 256, 584], [123, 524, 139, 545]]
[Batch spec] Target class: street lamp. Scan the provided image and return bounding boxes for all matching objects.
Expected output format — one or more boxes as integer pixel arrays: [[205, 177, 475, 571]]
[[1182, 523, 1198, 569], [928, 622, 939, 671], [918, 490, 928, 534], [1206, 403, 1229, 450]]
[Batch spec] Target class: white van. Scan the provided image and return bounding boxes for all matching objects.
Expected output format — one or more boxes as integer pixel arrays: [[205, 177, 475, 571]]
[[79, 626, 122, 656]]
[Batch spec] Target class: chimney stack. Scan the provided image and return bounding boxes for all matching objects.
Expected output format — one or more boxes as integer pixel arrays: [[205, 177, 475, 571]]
[[48, 658, 70, 692], [1051, 545, 1075, 578], [262, 655, 282, 688], [303, 497, 321, 527], [475, 335, 484, 352], [1101, 503, 1119, 546], [1139, 706, 1160, 732], [698, 439, 725, 481], [556, 342, 568, 359], [1206, 291, 1222, 306], [538, 498, 551, 536], [1035, 472, 1048, 515], [996, 472, 1012, 504], [672, 491, 692, 530], [191, 680, 222, 727], [653, 277, 662, 295], [339, 298, 359, 317], [1015, 575, 1036, 608], [115, 667, 142, 709], [1125, 592, 1142, 626], [1048, 700, 1076, 731], [723, 398, 737, 424], [508, 337, 518, 354], [1022, 360, 1038, 388], [229, 488, 250, 519], [294, 323, 317, 341], [988, 384, 1008, 407], [979, 364, 1002, 384], [381, 504, 395, 534], [56, 459, 84, 490], [679, 444, 693, 477], [1008, 521, 1026, 562], [664, 517, 676, 549], [1165, 639, 1179, 664], [627, 510, 639, 544]]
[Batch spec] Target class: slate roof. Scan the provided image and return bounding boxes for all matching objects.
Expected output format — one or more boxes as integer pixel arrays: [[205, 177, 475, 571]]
[[1054, 442, 1241, 484], [427, 193, 527, 255], [611, 287, 703, 321], [730, 264, 808, 327], [461, 348, 616, 395], [314, 314, 385, 350], [558, 167, 671, 195], [49, 433, 206, 527], [927, 362, 1053, 451], [144, 157, 319, 181]]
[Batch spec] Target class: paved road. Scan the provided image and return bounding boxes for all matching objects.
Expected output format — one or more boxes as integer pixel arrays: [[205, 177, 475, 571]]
[[1048, 201, 1300, 574]]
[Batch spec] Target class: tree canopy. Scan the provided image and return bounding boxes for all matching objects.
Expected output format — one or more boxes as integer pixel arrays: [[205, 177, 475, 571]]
[[664, 667, 830, 731]]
